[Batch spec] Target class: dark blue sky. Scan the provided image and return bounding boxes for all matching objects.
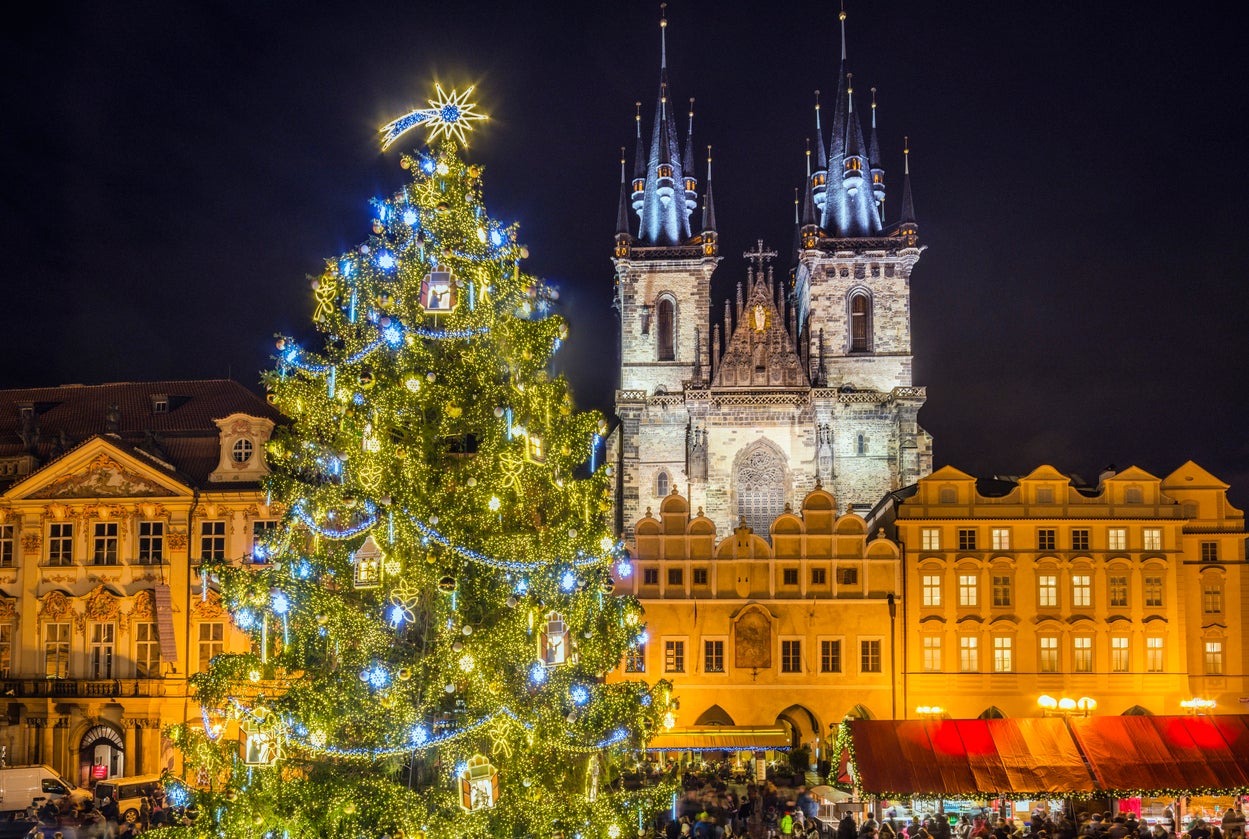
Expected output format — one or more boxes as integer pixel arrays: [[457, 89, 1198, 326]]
[[3, 2, 1246, 505]]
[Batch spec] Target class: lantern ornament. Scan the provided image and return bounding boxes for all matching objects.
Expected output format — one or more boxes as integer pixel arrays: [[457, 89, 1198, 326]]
[[241, 707, 283, 766], [458, 753, 499, 812], [525, 432, 545, 464], [352, 534, 384, 589], [420, 264, 458, 313], [540, 611, 568, 666]]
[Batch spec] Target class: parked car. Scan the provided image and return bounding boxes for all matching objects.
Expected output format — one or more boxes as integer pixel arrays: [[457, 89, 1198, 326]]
[[94, 773, 164, 824], [0, 764, 90, 816]]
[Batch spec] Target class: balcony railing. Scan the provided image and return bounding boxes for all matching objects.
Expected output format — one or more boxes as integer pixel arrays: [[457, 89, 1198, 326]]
[[0, 678, 168, 699]]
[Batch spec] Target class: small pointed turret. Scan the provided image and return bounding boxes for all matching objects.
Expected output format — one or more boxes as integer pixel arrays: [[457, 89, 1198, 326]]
[[819, 3, 851, 231], [615, 147, 632, 257], [701, 145, 718, 256], [683, 98, 698, 214], [814, 89, 828, 170], [898, 136, 918, 239], [869, 86, 886, 218], [631, 103, 646, 213]]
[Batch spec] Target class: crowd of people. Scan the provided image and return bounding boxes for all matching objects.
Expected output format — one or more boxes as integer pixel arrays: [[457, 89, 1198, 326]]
[[14, 787, 195, 838]]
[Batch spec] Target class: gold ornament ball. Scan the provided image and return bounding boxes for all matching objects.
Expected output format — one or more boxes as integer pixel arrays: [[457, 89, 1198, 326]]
[[380, 693, 396, 709], [398, 667, 412, 680], [436, 202, 449, 213], [372, 220, 384, 234], [468, 165, 481, 178], [254, 814, 265, 826], [438, 575, 456, 592], [446, 404, 463, 419], [401, 157, 412, 169], [519, 246, 530, 259], [224, 790, 238, 801], [359, 369, 375, 388], [316, 614, 328, 625], [344, 802, 357, 815]]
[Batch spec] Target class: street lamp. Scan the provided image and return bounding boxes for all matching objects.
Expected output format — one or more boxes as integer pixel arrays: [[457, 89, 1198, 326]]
[[1037, 695, 1097, 717], [916, 706, 945, 719]]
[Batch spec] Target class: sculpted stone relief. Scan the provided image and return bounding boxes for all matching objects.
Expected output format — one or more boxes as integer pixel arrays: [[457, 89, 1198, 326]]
[[733, 607, 772, 669], [29, 454, 176, 499]]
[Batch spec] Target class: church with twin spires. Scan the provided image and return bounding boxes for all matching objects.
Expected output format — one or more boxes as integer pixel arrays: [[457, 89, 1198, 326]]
[[609, 7, 931, 539]]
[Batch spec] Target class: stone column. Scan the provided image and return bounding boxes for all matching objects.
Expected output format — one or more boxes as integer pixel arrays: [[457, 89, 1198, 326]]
[[123, 720, 137, 775]]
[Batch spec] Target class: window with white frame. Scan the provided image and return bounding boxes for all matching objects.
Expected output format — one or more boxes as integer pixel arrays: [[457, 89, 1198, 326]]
[[958, 529, 977, 550], [1205, 640, 1224, 675], [664, 640, 685, 673], [958, 573, 978, 607], [200, 520, 226, 561], [781, 639, 802, 673], [922, 574, 942, 607], [1200, 541, 1219, 562], [991, 574, 1012, 607], [1073, 635, 1093, 673], [959, 636, 979, 672], [198, 622, 224, 672], [1143, 528, 1162, 551], [860, 639, 882, 673], [922, 636, 941, 672], [821, 639, 842, 673], [993, 636, 1013, 673], [44, 622, 70, 678], [1111, 636, 1129, 672], [1107, 528, 1127, 551], [1146, 637, 1164, 672], [1071, 529, 1090, 551], [0, 524, 13, 567], [1037, 528, 1056, 550], [1038, 574, 1058, 608], [0, 624, 11, 677], [921, 528, 941, 550], [135, 622, 160, 678], [1071, 574, 1091, 609], [1108, 574, 1128, 608], [92, 522, 118, 565], [704, 639, 724, 673], [625, 643, 646, 673], [251, 520, 277, 562], [1143, 574, 1164, 608], [48, 522, 74, 565], [1203, 579, 1224, 614], [1039, 636, 1059, 673], [138, 521, 164, 564], [991, 528, 1010, 550], [90, 623, 115, 678]]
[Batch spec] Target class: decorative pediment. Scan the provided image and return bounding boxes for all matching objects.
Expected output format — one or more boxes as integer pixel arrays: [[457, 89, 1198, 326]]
[[0, 596, 17, 622], [39, 590, 74, 621], [128, 589, 156, 622], [83, 584, 122, 624], [193, 589, 227, 620], [712, 274, 809, 389], [26, 452, 178, 499]]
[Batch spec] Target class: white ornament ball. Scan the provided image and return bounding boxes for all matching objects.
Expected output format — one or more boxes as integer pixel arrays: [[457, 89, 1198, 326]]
[[462, 625, 473, 636], [444, 683, 455, 694]]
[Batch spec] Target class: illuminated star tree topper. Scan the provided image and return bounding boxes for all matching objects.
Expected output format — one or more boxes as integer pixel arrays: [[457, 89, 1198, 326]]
[[380, 83, 487, 150]]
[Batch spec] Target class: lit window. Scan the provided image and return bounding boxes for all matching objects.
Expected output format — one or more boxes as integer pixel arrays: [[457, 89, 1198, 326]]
[[1108, 574, 1128, 608], [921, 528, 941, 550], [1038, 574, 1058, 608], [958, 573, 978, 607], [993, 637, 1013, 673], [1146, 637, 1164, 673], [922, 574, 942, 607], [625, 643, 646, 673], [959, 636, 979, 672], [232, 438, 254, 463], [991, 528, 1010, 550], [1071, 575, 1091, 609], [991, 574, 1012, 608], [704, 640, 724, 673], [198, 622, 224, 672], [821, 640, 842, 673], [1071, 529, 1089, 551], [1037, 529, 1056, 551], [1111, 636, 1129, 673], [1039, 636, 1059, 673], [0, 525, 13, 568], [1143, 528, 1162, 551], [1200, 541, 1219, 562], [1204, 640, 1224, 675], [1073, 636, 1092, 673], [251, 520, 277, 562], [860, 639, 882, 673], [781, 640, 802, 673], [922, 636, 942, 672], [958, 529, 977, 550], [1107, 528, 1126, 551], [664, 640, 685, 673], [845, 158, 862, 172], [92, 522, 118, 565], [1144, 574, 1164, 608]]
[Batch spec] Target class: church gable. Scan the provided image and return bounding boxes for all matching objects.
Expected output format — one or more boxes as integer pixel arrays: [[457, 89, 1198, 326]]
[[6, 437, 189, 501], [712, 271, 808, 389]]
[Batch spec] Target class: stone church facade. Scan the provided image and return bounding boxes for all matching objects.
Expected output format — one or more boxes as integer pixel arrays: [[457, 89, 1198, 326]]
[[609, 9, 931, 539]]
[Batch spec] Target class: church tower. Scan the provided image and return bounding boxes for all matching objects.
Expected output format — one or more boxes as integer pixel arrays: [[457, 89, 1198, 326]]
[[612, 5, 719, 535]]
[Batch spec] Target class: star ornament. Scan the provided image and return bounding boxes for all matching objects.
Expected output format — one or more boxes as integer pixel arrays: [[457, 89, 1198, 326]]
[[381, 84, 487, 150]]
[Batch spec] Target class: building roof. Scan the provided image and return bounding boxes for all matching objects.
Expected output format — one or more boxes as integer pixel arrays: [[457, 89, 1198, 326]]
[[0, 379, 284, 488]]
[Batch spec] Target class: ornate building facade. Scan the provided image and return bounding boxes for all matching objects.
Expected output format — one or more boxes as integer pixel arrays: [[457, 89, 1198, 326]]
[[609, 8, 931, 541], [0, 381, 279, 785]]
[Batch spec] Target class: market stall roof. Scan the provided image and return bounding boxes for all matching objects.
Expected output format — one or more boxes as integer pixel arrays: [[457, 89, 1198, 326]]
[[845, 717, 1098, 797], [1068, 714, 1249, 795], [647, 726, 792, 752]]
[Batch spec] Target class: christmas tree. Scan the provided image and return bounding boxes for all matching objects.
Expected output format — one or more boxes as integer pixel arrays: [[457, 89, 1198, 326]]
[[156, 86, 675, 839]]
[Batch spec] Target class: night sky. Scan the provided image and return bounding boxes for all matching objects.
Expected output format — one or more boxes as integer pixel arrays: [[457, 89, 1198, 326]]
[[4, 2, 1247, 506]]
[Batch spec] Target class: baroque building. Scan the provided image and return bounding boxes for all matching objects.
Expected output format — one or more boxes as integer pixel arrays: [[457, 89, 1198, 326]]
[[0, 381, 278, 785], [610, 7, 931, 540]]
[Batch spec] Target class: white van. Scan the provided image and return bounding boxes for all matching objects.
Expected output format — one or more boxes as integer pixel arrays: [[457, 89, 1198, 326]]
[[0, 764, 90, 815], [93, 774, 164, 824]]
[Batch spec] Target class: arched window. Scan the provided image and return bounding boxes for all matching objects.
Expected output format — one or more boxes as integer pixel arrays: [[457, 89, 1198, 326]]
[[856, 434, 866, 456], [849, 293, 872, 352], [656, 297, 675, 361], [656, 470, 670, 498], [735, 445, 786, 538], [845, 158, 862, 172]]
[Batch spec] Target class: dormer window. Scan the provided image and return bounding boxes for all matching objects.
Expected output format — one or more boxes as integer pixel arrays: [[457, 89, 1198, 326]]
[[873, 173, 883, 184], [232, 438, 254, 464], [684, 178, 696, 191], [845, 158, 862, 172], [813, 173, 826, 187], [657, 164, 673, 180], [150, 394, 169, 414]]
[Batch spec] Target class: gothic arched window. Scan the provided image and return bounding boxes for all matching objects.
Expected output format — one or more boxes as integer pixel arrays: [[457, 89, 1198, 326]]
[[656, 297, 675, 361], [656, 470, 670, 498], [849, 292, 872, 353], [735, 445, 786, 538]]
